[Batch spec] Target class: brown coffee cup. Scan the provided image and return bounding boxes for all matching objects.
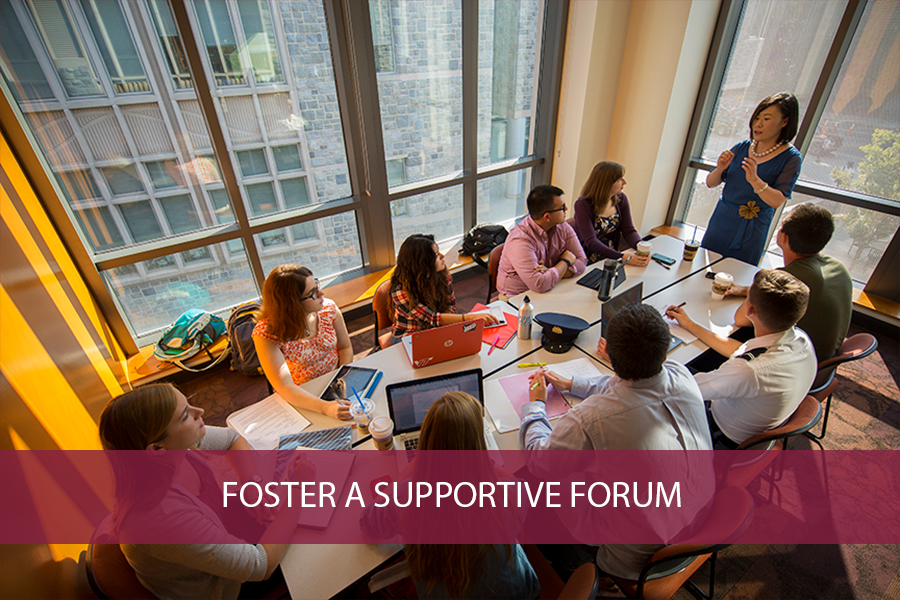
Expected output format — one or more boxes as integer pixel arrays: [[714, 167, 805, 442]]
[[683, 240, 700, 261]]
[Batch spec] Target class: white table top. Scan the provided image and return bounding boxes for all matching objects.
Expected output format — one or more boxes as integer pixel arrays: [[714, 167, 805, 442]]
[[506, 235, 722, 324]]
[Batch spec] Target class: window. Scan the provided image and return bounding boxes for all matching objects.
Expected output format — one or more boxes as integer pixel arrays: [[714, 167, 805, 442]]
[[79, 0, 150, 94], [673, 0, 899, 298], [2, 0, 564, 349]]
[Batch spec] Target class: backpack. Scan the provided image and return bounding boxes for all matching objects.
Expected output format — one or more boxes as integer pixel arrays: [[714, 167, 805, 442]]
[[227, 301, 264, 376], [153, 308, 229, 372], [459, 223, 508, 267]]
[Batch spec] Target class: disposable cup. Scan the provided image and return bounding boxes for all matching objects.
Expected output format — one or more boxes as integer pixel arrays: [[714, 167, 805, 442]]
[[683, 240, 700, 261], [636, 241, 653, 257], [349, 398, 374, 435], [711, 272, 733, 300], [369, 416, 394, 450]]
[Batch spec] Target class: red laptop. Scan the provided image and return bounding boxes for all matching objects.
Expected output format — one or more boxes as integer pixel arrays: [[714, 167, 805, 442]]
[[400, 320, 484, 368]]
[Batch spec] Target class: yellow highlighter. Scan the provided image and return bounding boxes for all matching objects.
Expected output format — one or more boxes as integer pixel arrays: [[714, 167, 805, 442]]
[[518, 362, 548, 368]]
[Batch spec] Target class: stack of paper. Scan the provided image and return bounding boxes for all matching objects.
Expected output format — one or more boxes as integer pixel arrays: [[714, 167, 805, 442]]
[[226, 394, 311, 450]]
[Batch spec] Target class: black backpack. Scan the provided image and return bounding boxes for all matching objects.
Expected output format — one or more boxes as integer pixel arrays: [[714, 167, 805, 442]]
[[227, 301, 264, 376], [459, 223, 508, 267]]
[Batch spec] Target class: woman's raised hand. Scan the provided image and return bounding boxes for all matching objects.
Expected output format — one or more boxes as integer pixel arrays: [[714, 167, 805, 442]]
[[717, 149, 734, 170]]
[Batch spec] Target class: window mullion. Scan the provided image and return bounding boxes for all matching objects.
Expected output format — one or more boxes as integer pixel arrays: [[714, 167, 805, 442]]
[[530, 0, 568, 187], [461, 0, 477, 230], [325, 0, 394, 270], [167, 0, 265, 290]]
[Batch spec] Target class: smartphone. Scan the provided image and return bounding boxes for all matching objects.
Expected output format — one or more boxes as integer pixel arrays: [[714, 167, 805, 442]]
[[651, 253, 676, 266]]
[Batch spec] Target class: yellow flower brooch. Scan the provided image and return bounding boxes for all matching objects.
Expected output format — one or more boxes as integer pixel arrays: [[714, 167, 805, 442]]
[[739, 200, 760, 219]]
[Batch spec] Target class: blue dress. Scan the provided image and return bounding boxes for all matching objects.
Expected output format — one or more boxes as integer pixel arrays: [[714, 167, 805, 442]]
[[701, 140, 802, 264]]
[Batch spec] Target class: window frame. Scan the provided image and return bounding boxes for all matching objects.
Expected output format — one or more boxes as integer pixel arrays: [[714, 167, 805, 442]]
[[668, 0, 900, 301], [0, 0, 568, 352]]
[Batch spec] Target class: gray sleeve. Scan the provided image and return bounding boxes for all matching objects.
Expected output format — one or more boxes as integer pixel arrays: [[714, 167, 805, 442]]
[[570, 374, 612, 399], [197, 426, 241, 451]]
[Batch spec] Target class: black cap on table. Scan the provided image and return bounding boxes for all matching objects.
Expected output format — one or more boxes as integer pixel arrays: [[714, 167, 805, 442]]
[[532, 313, 589, 354]]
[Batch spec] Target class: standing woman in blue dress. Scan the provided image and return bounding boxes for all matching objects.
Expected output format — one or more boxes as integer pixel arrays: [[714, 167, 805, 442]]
[[701, 92, 802, 264]]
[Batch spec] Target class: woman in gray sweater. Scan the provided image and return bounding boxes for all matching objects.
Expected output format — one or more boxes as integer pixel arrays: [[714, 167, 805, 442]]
[[98, 384, 292, 599]]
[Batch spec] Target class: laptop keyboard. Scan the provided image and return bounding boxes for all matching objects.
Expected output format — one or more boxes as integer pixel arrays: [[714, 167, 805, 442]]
[[576, 268, 605, 290]]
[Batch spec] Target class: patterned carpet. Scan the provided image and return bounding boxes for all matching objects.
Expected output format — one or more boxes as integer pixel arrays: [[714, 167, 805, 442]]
[[169, 267, 900, 600]]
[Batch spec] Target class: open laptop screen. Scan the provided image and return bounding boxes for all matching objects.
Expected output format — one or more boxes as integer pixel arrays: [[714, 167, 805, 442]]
[[600, 282, 643, 337], [386, 369, 483, 434]]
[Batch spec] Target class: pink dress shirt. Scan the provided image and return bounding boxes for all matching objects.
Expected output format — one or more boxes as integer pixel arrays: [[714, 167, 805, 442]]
[[496, 216, 587, 296]]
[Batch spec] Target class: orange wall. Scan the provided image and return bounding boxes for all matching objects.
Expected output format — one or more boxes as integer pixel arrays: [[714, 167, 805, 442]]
[[2, 127, 128, 597]]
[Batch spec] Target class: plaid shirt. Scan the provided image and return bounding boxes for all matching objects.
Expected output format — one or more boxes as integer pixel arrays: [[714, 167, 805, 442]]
[[391, 273, 456, 337]]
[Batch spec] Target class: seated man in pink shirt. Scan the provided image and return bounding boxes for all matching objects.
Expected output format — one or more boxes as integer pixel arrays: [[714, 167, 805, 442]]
[[497, 185, 587, 297]]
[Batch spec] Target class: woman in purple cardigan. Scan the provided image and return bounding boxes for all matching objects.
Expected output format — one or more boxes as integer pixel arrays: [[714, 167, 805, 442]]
[[572, 161, 649, 266]]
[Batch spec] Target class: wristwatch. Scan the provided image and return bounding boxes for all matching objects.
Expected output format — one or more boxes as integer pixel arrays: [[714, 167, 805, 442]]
[[560, 256, 573, 268]]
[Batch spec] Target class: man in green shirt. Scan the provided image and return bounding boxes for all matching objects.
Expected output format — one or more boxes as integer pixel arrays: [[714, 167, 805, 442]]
[[728, 203, 852, 362]]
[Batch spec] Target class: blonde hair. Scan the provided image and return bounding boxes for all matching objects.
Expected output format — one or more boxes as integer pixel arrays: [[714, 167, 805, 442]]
[[407, 392, 512, 599], [259, 264, 315, 342], [580, 161, 625, 218]]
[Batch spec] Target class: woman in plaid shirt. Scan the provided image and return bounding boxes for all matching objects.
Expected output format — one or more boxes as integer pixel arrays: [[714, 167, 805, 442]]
[[389, 234, 497, 342]]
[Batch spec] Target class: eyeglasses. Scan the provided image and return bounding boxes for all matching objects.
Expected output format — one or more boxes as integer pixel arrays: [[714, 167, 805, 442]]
[[545, 203, 567, 215], [300, 278, 320, 301]]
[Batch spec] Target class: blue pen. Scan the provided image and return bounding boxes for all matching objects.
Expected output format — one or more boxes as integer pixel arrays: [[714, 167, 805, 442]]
[[364, 371, 383, 399]]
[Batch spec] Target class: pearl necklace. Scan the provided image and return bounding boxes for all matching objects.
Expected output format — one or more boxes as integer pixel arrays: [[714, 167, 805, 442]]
[[750, 140, 785, 158]]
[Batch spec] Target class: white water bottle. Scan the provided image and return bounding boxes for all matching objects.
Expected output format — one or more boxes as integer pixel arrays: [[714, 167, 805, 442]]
[[518, 296, 534, 340]]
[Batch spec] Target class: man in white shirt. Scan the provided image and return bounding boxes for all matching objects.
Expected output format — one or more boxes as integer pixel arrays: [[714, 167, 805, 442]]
[[667, 269, 816, 447]]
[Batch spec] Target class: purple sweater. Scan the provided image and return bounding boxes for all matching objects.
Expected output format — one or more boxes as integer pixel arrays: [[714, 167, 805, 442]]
[[572, 193, 643, 260]]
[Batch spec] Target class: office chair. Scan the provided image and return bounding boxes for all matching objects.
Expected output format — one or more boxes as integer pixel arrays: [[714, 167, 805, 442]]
[[84, 515, 155, 600], [807, 333, 878, 440], [723, 394, 823, 492], [372, 280, 394, 351], [610, 486, 753, 600], [486, 243, 504, 304]]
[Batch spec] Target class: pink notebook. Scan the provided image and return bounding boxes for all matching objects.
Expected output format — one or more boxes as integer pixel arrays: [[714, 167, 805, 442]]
[[498, 371, 570, 419]]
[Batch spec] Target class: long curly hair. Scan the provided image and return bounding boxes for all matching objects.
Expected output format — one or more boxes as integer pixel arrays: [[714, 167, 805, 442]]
[[259, 264, 315, 342], [389, 234, 452, 314], [580, 161, 625, 218]]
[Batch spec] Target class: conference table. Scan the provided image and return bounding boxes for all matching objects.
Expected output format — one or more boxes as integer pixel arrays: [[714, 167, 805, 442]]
[[268, 235, 773, 599]]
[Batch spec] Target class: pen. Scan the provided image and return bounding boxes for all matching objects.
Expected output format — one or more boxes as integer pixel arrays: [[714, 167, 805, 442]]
[[364, 371, 383, 399], [674, 302, 686, 310], [653, 257, 671, 270], [487, 333, 501, 355], [530, 381, 541, 390], [518, 362, 548, 368]]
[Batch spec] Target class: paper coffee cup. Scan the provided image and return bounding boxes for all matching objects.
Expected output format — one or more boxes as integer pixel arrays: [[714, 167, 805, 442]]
[[636, 241, 652, 257], [711, 272, 733, 300], [369, 416, 394, 450]]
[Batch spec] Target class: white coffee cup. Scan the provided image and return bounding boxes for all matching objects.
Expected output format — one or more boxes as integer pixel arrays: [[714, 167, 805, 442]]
[[369, 416, 394, 451], [711, 272, 733, 300], [636, 241, 652, 257]]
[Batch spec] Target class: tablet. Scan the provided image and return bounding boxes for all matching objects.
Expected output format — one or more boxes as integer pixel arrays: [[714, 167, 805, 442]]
[[320, 365, 379, 401]]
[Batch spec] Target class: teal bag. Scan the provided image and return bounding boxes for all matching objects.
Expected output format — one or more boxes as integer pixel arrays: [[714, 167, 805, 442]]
[[153, 308, 229, 372]]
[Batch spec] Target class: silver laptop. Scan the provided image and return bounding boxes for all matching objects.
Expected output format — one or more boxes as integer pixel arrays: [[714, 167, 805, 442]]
[[385, 368, 500, 457]]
